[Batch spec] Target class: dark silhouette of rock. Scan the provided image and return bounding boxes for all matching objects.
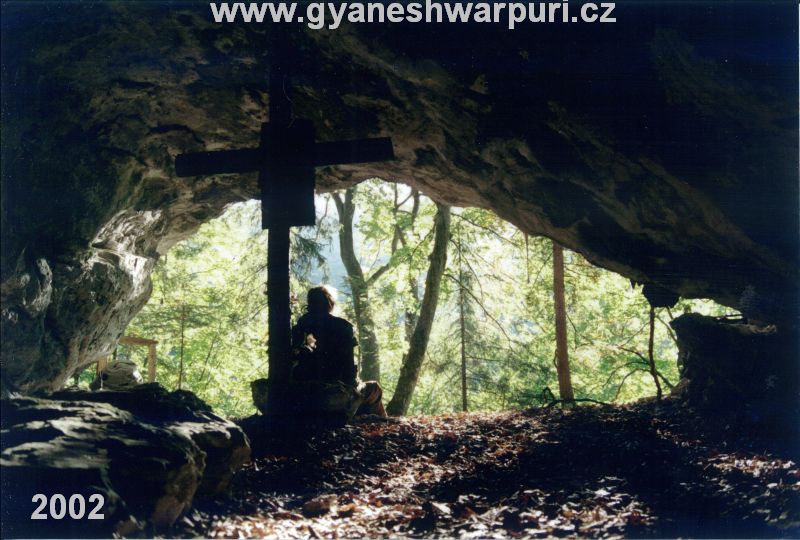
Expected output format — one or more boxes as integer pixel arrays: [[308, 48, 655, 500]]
[[1, 385, 250, 537], [671, 314, 799, 429], [642, 284, 679, 309]]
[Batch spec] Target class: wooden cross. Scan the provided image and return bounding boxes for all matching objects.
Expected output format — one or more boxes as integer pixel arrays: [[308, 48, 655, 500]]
[[175, 45, 394, 401]]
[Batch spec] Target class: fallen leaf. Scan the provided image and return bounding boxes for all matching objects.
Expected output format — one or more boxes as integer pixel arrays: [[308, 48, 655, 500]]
[[302, 496, 335, 517]]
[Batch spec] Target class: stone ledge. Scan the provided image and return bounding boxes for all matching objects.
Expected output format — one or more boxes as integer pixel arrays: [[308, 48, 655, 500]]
[[1, 384, 250, 537]]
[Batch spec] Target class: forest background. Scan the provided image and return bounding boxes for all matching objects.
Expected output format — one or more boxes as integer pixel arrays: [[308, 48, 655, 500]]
[[73, 180, 729, 417]]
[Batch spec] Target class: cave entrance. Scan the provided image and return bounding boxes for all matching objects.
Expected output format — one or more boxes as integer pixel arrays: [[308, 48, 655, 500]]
[[115, 178, 730, 419], [175, 119, 394, 411]]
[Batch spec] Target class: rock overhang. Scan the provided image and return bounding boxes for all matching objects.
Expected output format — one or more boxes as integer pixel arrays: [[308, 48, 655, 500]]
[[0, 1, 797, 392]]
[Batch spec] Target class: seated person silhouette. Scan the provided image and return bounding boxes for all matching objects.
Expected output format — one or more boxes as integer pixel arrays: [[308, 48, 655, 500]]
[[292, 286, 387, 417]]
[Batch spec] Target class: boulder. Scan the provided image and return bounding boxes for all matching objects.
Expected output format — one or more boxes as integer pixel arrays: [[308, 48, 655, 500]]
[[1, 385, 250, 537], [670, 313, 799, 426], [49, 384, 251, 496], [89, 359, 143, 390]]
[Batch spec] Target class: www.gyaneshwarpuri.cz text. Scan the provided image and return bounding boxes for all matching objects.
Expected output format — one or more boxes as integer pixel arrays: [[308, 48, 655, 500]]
[[210, 1, 617, 30]]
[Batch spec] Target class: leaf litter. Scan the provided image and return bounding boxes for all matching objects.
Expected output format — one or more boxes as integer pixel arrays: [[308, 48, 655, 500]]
[[174, 400, 799, 538]]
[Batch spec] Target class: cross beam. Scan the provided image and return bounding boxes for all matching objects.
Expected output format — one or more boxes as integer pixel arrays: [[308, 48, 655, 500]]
[[176, 126, 393, 229], [175, 138, 394, 177]]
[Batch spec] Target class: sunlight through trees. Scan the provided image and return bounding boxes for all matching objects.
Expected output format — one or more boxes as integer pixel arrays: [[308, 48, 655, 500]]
[[114, 180, 731, 418]]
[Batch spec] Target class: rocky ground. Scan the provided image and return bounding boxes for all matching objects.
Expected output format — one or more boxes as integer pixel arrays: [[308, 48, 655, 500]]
[[176, 400, 799, 539], [0, 385, 250, 538]]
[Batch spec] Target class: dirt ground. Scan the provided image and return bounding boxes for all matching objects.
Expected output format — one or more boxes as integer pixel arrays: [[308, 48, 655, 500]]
[[176, 400, 799, 538]]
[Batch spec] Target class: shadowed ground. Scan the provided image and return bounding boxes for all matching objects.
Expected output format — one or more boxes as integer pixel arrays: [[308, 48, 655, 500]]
[[177, 401, 799, 538]]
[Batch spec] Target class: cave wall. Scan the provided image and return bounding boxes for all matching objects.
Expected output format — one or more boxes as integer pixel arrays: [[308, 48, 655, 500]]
[[1, 2, 797, 393]]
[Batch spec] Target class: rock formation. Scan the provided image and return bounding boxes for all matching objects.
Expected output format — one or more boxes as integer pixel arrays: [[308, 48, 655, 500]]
[[1, 384, 250, 537], [671, 314, 797, 421], [1, 2, 797, 393]]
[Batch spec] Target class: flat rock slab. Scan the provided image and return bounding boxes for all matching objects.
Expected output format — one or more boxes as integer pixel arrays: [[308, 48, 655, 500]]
[[1, 384, 250, 538]]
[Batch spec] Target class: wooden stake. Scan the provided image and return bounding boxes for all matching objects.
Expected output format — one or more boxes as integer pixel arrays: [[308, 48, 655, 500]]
[[96, 356, 108, 376], [148, 343, 156, 383]]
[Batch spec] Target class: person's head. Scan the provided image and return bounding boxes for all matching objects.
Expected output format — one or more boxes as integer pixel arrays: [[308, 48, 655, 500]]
[[306, 285, 335, 316]]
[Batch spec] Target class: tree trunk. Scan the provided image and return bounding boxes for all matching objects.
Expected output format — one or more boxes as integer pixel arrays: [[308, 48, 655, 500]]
[[403, 191, 421, 343], [405, 275, 419, 343], [178, 302, 186, 390], [458, 224, 468, 412], [647, 306, 663, 400], [387, 204, 451, 416], [332, 189, 381, 382], [459, 273, 468, 412], [552, 242, 574, 401]]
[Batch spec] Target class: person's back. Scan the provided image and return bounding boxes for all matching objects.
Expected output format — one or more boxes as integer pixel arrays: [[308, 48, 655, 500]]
[[291, 285, 387, 418], [292, 311, 357, 386]]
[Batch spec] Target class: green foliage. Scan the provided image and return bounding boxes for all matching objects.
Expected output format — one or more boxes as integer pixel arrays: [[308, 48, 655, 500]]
[[126, 201, 325, 417], [127, 183, 732, 418], [400, 207, 728, 413]]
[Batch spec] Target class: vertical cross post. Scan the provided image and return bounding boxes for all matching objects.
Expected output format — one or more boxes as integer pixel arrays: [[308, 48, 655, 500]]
[[266, 223, 291, 383], [262, 35, 317, 401], [265, 43, 292, 390]]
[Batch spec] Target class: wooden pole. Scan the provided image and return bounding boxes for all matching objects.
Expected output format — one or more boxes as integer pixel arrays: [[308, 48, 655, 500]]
[[267, 224, 292, 384], [265, 33, 296, 411], [96, 356, 108, 376], [148, 343, 156, 383], [119, 336, 158, 347]]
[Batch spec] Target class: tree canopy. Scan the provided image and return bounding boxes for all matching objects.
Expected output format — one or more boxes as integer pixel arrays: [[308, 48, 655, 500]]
[[104, 180, 730, 418]]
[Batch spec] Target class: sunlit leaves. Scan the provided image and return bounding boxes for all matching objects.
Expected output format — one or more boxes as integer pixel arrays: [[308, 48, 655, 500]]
[[126, 182, 732, 418], [125, 201, 325, 417]]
